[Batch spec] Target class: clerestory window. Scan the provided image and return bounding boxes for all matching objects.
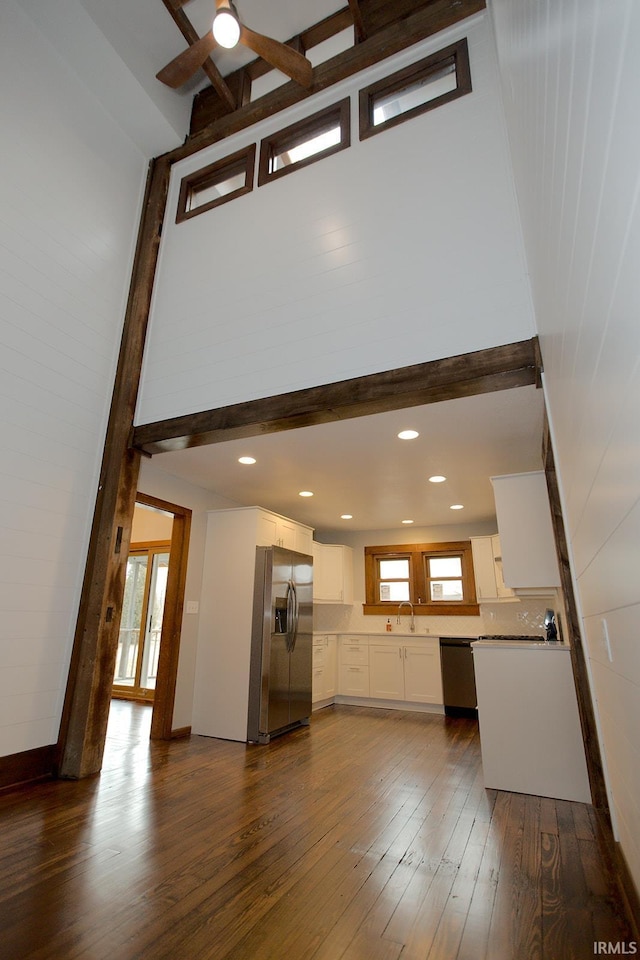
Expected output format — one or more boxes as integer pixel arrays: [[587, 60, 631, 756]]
[[176, 145, 256, 222], [258, 99, 350, 186], [359, 39, 472, 141]]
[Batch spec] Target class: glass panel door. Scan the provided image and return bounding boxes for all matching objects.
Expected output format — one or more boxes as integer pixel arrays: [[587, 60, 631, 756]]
[[140, 552, 169, 691], [113, 546, 170, 701]]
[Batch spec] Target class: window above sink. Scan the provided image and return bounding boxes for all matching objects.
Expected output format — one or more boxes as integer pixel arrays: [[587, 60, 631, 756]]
[[364, 541, 479, 616]]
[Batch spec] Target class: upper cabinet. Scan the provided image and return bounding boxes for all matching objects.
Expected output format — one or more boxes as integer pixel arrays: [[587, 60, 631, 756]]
[[312, 543, 354, 604], [491, 472, 561, 593], [256, 509, 313, 555], [471, 535, 516, 601]]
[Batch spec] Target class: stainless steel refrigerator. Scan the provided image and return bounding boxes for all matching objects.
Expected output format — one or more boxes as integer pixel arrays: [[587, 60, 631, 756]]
[[247, 545, 313, 743]]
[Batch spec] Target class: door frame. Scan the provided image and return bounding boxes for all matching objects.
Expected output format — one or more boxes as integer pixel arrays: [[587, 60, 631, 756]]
[[111, 540, 171, 702], [133, 493, 192, 741]]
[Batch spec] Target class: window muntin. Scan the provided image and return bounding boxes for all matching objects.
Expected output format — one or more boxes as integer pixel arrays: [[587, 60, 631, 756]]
[[258, 99, 350, 186], [364, 541, 478, 616], [176, 145, 256, 222], [359, 39, 472, 140]]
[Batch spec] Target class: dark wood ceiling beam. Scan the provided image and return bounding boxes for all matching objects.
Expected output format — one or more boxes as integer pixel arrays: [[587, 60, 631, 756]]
[[303, 7, 354, 49], [185, 0, 485, 149], [132, 339, 541, 455], [161, 0, 236, 112], [348, 0, 367, 42]]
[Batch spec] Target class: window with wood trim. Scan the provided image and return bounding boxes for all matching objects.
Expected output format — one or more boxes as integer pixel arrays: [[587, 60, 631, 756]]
[[176, 145, 256, 222], [258, 99, 350, 186], [364, 541, 478, 616], [359, 39, 472, 141]]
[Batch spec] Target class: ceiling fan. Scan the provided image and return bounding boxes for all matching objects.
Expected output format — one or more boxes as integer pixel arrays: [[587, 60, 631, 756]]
[[157, 0, 313, 90]]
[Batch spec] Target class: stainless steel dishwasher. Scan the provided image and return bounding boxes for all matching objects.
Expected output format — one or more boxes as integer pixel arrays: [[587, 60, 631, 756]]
[[439, 637, 477, 718]]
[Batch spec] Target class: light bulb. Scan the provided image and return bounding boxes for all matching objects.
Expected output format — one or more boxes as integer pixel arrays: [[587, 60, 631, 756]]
[[212, 10, 240, 49]]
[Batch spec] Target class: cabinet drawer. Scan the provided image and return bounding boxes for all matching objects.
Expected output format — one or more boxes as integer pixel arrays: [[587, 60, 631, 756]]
[[313, 644, 326, 666], [340, 643, 369, 665], [339, 664, 369, 697]]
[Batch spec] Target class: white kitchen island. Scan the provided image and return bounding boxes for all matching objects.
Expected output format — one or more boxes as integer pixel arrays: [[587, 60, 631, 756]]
[[471, 639, 591, 803]]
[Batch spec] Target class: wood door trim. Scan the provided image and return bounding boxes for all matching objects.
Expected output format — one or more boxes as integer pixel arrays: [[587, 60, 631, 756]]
[[136, 494, 192, 741]]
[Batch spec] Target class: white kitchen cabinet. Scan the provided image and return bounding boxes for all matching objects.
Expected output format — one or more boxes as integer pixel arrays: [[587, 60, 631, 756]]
[[338, 637, 369, 697], [312, 542, 354, 603], [369, 643, 404, 699], [491, 472, 560, 592], [404, 643, 443, 703], [471, 535, 515, 601], [472, 640, 590, 802], [312, 634, 337, 705], [369, 639, 443, 704], [256, 509, 313, 554]]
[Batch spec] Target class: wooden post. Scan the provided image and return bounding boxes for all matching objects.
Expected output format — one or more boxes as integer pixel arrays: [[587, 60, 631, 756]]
[[57, 157, 171, 778]]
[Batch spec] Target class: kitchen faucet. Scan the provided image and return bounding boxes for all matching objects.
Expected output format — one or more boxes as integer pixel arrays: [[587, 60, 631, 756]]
[[397, 601, 416, 632]]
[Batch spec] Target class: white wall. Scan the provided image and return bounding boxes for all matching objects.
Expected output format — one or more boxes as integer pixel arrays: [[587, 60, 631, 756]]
[[136, 14, 536, 425], [0, 2, 148, 757], [136, 458, 242, 731], [491, 0, 640, 891], [131, 504, 174, 544]]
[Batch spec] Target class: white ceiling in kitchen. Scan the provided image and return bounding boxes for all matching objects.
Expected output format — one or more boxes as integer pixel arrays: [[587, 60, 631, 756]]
[[150, 383, 545, 532]]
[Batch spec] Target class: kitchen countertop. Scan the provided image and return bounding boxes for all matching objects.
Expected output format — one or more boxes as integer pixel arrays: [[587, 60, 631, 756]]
[[314, 631, 550, 642], [314, 631, 448, 639], [472, 639, 565, 650]]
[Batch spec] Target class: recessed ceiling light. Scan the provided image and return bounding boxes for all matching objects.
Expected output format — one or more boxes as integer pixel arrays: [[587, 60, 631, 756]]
[[397, 430, 419, 440], [401, 519, 414, 524], [429, 475, 447, 483], [341, 514, 353, 520], [238, 456, 256, 464], [450, 504, 464, 510], [299, 490, 314, 497]]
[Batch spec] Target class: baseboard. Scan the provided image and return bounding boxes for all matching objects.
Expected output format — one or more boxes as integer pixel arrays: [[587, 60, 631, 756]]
[[170, 726, 191, 739], [0, 743, 57, 793], [312, 697, 335, 712], [594, 807, 640, 939], [615, 842, 640, 940], [334, 695, 445, 714]]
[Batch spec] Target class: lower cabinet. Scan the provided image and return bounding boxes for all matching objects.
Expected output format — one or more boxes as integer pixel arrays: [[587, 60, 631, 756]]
[[337, 636, 443, 707], [312, 635, 337, 705], [368, 644, 403, 699], [338, 637, 370, 697], [370, 640, 443, 704]]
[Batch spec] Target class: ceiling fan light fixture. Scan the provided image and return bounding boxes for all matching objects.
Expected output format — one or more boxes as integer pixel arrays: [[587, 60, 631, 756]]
[[212, 4, 241, 49]]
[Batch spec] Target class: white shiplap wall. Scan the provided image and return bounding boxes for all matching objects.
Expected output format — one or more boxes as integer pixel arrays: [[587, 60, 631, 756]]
[[136, 14, 536, 425], [491, 0, 640, 892], [0, 2, 147, 756]]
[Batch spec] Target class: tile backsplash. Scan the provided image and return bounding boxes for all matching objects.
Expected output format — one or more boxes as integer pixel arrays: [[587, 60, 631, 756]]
[[313, 595, 561, 638]]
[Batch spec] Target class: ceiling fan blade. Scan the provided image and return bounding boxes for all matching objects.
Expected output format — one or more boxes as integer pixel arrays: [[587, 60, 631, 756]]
[[239, 25, 313, 89], [156, 31, 217, 88]]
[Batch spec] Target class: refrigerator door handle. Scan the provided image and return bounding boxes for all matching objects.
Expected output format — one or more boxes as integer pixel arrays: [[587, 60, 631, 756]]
[[286, 580, 298, 653]]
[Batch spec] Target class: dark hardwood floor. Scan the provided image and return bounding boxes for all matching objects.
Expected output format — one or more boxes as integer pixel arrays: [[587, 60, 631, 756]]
[[0, 702, 633, 959]]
